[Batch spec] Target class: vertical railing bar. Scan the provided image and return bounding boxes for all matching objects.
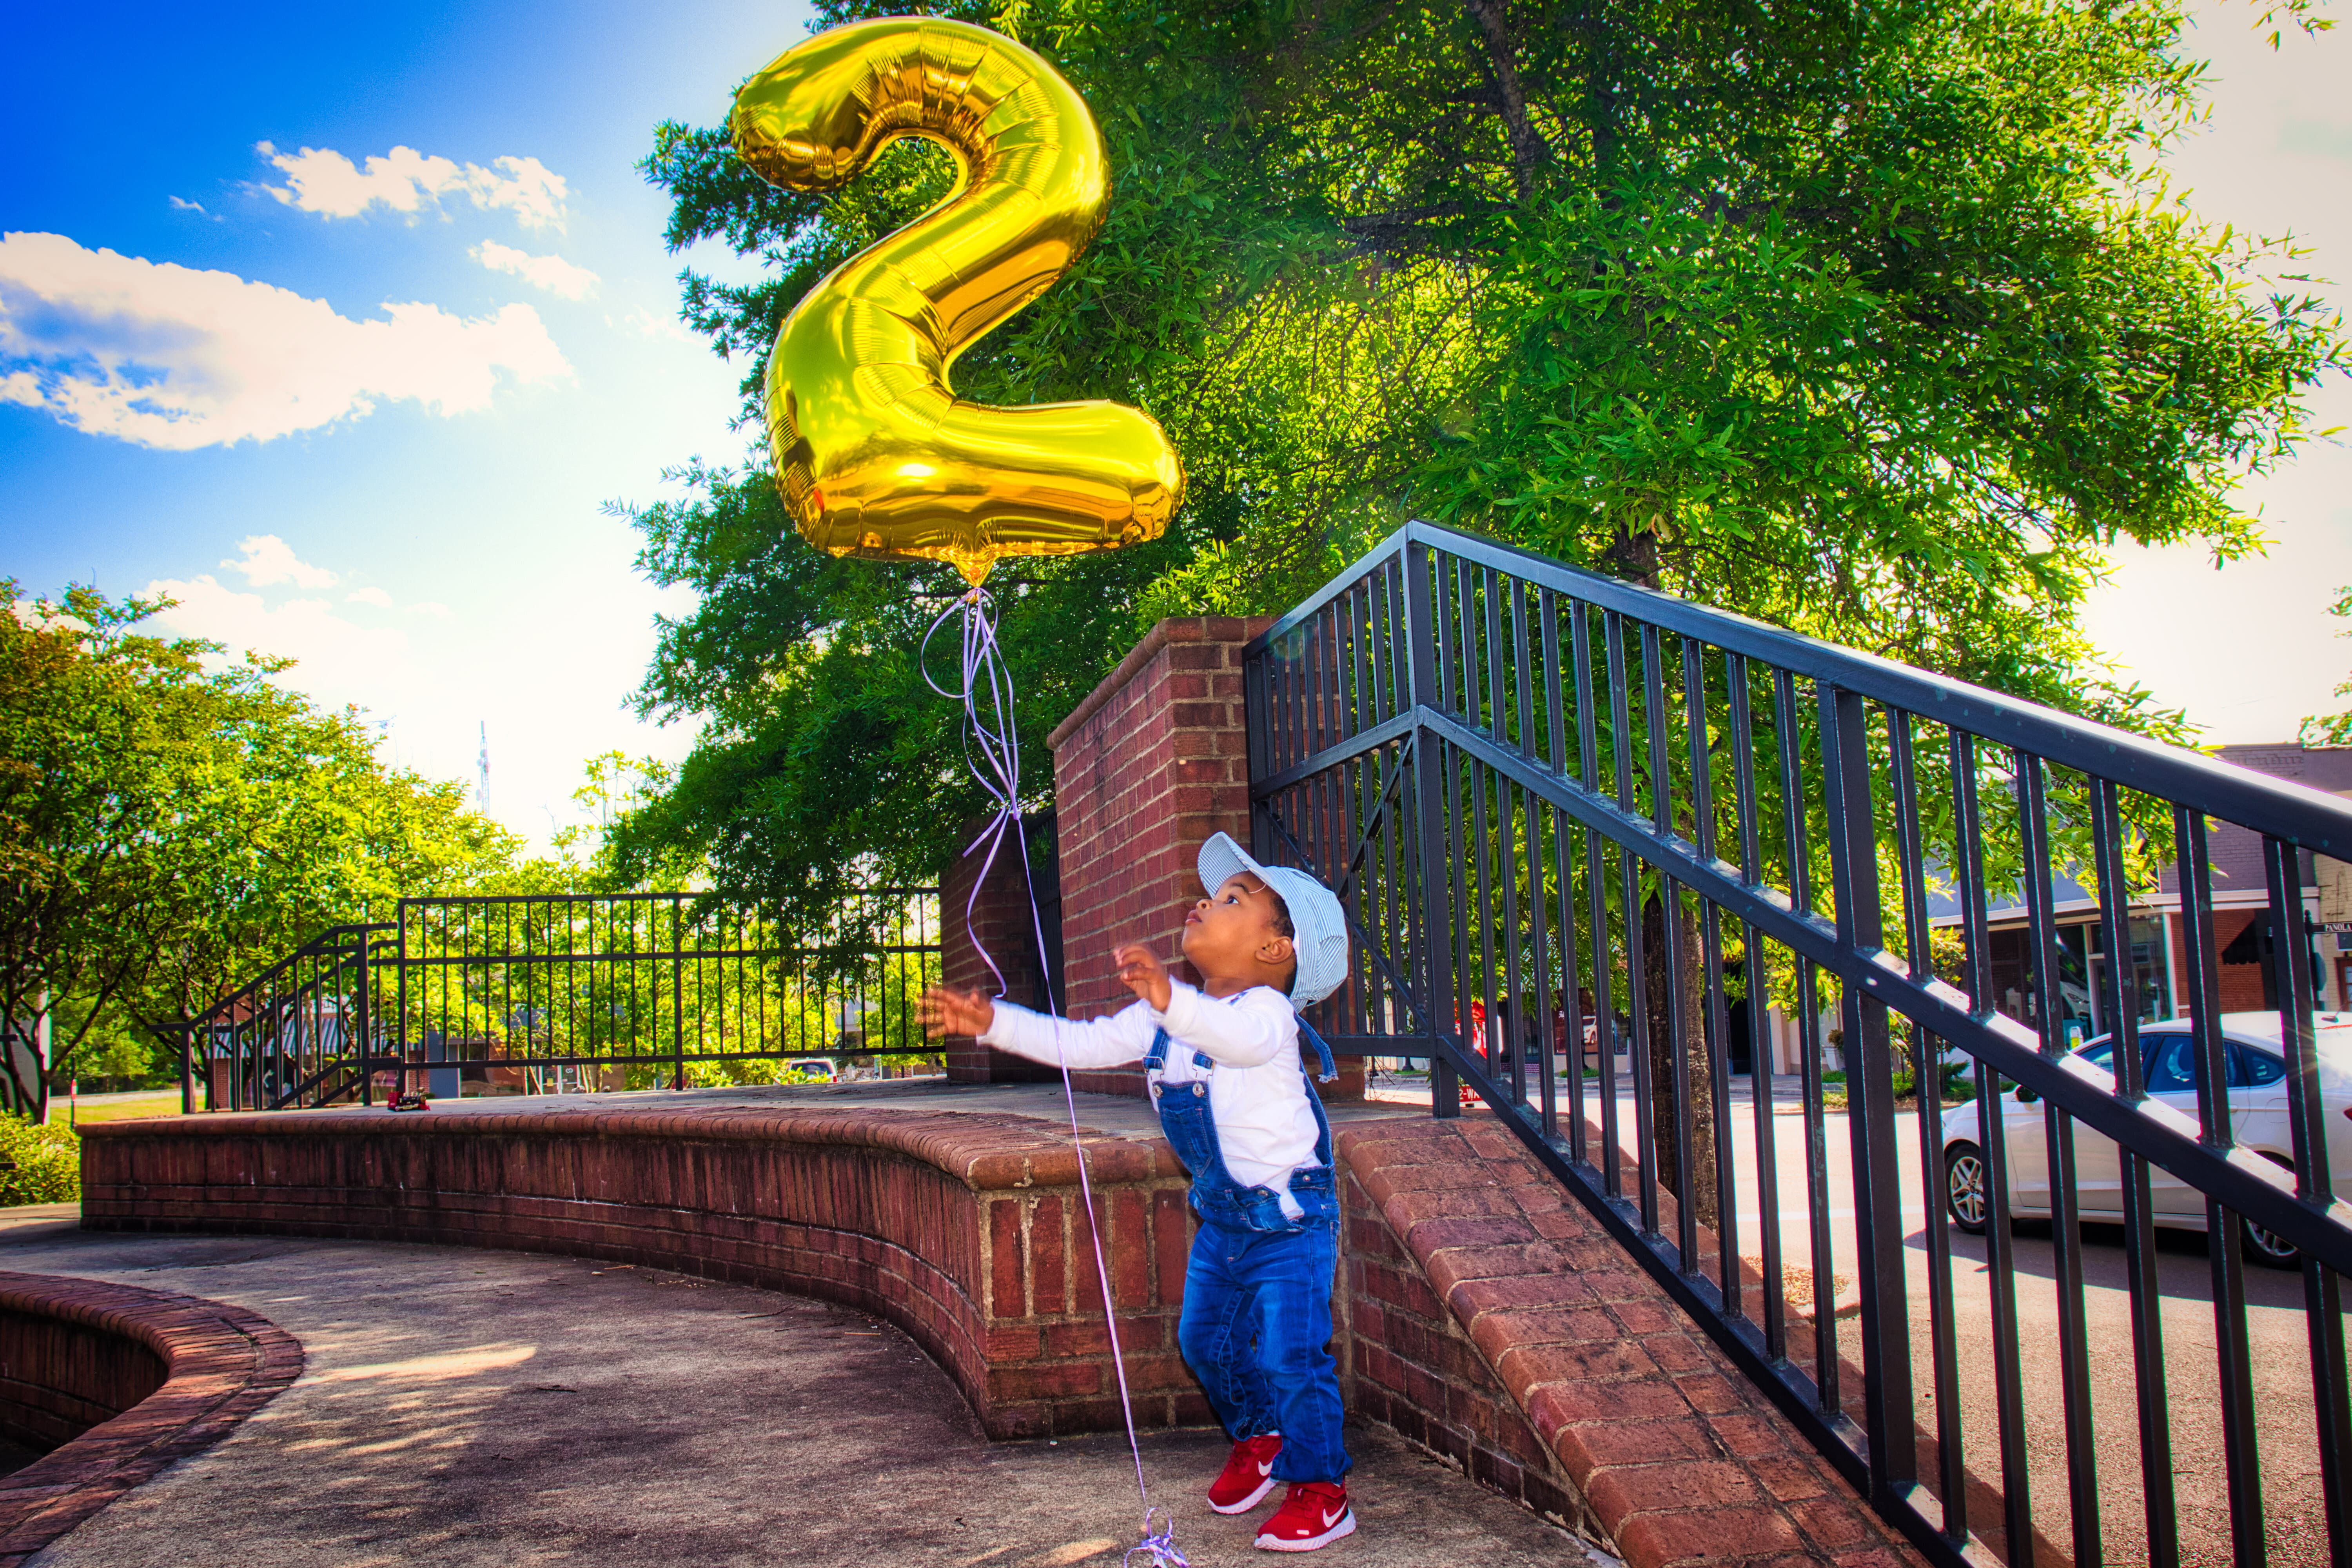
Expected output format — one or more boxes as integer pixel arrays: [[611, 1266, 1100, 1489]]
[[2175, 808, 2265, 1565], [1820, 681, 1916, 1493], [1729, 657, 1784, 1356], [1569, 600, 1607, 1181], [2089, 778, 2176, 1568], [1650, 630, 1696, 1269], [2264, 834, 2352, 1564], [1796, 952, 1837, 1416], [1953, 733, 2033, 1562], [1406, 543, 1460, 1118], [1512, 579, 1546, 1117], [1528, 584, 1561, 1135], [2018, 753, 2099, 1562], [1685, 641, 1737, 1304], [1646, 621, 1703, 1260], [1888, 708, 1969, 1547], [1613, 614, 1659, 1234]]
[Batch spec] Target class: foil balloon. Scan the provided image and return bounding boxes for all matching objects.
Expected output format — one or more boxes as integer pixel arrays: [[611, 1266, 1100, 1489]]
[[730, 16, 1185, 586]]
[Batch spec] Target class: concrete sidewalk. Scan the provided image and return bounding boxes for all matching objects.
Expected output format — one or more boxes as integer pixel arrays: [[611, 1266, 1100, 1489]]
[[0, 1207, 1599, 1568]]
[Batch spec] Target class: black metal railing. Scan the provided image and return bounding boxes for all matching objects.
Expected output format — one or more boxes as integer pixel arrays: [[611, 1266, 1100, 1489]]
[[182, 923, 397, 1113], [183, 889, 942, 1110], [1245, 520, 2352, 1568]]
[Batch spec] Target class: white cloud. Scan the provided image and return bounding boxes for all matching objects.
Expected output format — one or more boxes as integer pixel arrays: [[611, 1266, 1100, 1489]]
[[473, 241, 599, 301], [615, 305, 697, 345], [223, 534, 337, 589], [143, 574, 412, 701], [257, 142, 568, 230], [0, 231, 570, 450], [136, 534, 702, 855], [167, 196, 215, 218]]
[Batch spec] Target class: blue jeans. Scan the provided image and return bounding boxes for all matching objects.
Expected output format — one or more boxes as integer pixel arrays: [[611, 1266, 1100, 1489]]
[[1176, 1215, 1351, 1484]]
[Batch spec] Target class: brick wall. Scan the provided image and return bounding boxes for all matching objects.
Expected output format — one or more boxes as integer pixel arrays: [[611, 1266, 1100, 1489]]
[[81, 1106, 1201, 1440], [1046, 618, 1268, 1096], [0, 1271, 302, 1566], [0, 1309, 164, 1453], [1043, 617, 1363, 1100], [2171, 907, 2271, 1014]]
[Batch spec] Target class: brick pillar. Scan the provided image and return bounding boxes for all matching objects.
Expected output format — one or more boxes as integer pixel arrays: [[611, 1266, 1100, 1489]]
[[1046, 618, 1365, 1101], [941, 813, 1061, 1084]]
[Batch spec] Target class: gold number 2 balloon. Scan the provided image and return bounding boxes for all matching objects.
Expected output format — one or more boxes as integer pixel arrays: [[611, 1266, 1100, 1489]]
[[730, 16, 1185, 586]]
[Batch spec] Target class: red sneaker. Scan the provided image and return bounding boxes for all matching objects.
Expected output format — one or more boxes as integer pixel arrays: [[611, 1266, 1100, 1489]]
[[1254, 1481, 1354, 1551], [1208, 1433, 1284, 1514]]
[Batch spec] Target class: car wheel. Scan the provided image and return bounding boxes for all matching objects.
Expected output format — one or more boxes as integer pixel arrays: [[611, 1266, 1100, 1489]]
[[2241, 1214, 2301, 1270], [1945, 1141, 1990, 1235], [2241, 1154, 2301, 1270]]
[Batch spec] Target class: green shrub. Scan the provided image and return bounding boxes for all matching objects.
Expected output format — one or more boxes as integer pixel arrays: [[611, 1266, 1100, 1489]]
[[0, 1116, 80, 1205]]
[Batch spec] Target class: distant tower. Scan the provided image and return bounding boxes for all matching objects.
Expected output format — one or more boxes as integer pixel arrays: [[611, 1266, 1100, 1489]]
[[477, 721, 490, 806]]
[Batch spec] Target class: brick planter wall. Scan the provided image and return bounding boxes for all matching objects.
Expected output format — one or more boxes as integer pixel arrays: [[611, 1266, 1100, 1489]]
[[81, 1106, 1203, 1440], [0, 1307, 165, 1454], [0, 1272, 302, 1566]]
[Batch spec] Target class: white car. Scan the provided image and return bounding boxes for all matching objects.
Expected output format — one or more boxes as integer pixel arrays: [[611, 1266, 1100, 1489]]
[[1940, 1011, 2352, 1268]]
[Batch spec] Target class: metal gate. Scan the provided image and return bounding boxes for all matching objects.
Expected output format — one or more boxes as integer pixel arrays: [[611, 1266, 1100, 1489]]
[[1245, 520, 2352, 1568]]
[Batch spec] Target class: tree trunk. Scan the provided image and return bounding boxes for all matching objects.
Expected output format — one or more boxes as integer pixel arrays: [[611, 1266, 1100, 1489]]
[[1641, 894, 1717, 1229]]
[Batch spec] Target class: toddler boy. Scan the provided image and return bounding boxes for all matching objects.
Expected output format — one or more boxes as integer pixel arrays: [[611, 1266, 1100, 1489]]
[[922, 833, 1355, 1552]]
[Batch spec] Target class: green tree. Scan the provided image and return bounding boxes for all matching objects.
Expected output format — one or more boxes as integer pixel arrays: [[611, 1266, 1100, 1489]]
[[616, 0, 2338, 922], [2304, 584, 2352, 746], [0, 583, 521, 1112]]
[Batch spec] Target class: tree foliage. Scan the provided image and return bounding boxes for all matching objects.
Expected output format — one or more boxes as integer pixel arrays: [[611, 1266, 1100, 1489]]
[[613, 0, 2344, 913], [2303, 584, 2352, 747], [0, 584, 521, 1105]]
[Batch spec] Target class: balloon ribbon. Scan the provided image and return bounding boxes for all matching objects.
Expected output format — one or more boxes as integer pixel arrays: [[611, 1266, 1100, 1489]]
[[922, 589, 1183, 1568]]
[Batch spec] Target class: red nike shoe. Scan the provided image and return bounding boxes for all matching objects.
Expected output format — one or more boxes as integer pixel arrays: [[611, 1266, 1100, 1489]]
[[1207, 1433, 1283, 1514], [1254, 1481, 1355, 1551]]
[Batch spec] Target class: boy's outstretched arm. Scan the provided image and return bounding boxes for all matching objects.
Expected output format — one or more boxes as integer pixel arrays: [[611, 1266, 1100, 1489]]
[[919, 983, 1152, 1070]]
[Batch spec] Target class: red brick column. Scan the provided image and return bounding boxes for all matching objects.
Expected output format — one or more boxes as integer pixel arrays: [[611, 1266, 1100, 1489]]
[[942, 813, 1060, 1085], [1046, 617, 1366, 1100], [1047, 619, 1263, 1097]]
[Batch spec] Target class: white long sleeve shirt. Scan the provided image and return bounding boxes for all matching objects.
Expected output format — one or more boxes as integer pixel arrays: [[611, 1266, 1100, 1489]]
[[979, 982, 1321, 1216]]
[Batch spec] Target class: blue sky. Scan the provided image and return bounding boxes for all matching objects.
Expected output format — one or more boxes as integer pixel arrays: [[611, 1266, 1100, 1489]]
[[2, 1, 2349, 852], [1, 0, 809, 844]]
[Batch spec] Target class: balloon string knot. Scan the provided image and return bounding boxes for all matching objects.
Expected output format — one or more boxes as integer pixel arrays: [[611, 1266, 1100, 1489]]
[[1124, 1507, 1191, 1568]]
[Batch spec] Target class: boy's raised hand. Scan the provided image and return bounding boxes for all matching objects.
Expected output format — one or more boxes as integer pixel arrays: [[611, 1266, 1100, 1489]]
[[1114, 944, 1173, 1011], [919, 985, 996, 1039]]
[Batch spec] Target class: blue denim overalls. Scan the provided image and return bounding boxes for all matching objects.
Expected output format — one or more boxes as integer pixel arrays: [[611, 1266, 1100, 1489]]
[[1150, 1016, 1352, 1483]]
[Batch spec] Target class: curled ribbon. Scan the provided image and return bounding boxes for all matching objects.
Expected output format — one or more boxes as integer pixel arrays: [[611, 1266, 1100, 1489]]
[[922, 589, 1175, 1567]]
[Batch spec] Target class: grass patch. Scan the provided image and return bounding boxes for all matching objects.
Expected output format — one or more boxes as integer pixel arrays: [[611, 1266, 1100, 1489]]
[[58, 1092, 182, 1126]]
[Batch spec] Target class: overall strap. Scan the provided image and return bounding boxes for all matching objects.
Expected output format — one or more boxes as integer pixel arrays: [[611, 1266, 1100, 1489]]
[[1296, 1016, 1339, 1083], [1144, 1027, 1212, 1073]]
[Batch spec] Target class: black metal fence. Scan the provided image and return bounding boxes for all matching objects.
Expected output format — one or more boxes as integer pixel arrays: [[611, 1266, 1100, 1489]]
[[1245, 520, 2352, 1568], [184, 889, 940, 1111]]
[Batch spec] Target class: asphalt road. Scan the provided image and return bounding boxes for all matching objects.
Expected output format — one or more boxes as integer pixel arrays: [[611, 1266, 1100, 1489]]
[[1671, 1083, 2330, 1568]]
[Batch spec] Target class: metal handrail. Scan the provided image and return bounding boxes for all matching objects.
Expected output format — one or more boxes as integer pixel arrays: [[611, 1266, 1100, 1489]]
[[1249, 520, 2352, 854], [1245, 519, 2352, 1568]]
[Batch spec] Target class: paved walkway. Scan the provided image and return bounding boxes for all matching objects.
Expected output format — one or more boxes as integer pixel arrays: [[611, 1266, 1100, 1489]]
[[0, 1206, 1597, 1568]]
